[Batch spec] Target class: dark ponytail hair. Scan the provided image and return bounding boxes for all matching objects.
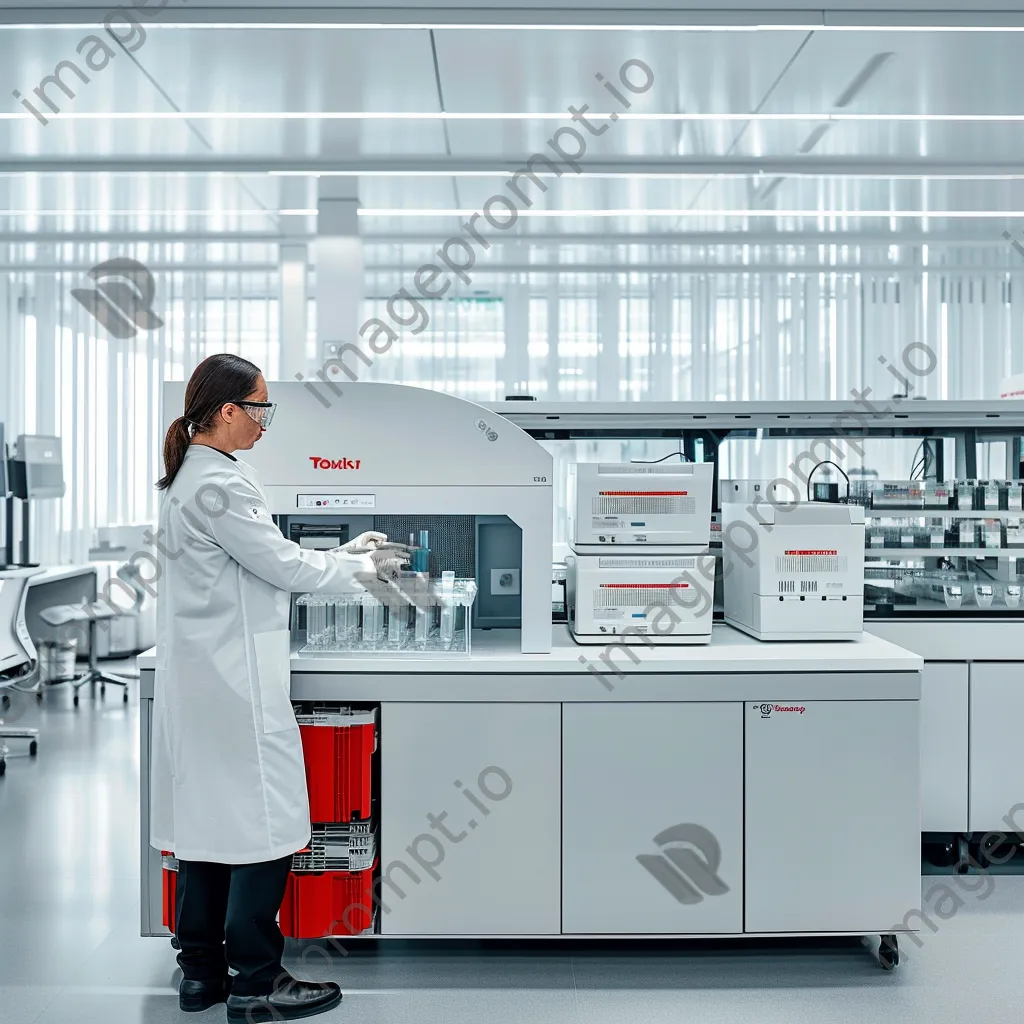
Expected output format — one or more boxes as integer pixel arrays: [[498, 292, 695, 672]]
[[157, 353, 262, 490]]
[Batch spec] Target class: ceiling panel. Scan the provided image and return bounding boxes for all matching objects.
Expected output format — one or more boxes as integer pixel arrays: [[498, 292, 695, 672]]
[[760, 30, 1024, 115], [0, 24, 1023, 241]]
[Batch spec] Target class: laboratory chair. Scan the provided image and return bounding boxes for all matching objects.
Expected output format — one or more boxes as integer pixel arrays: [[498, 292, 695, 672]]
[[0, 569, 42, 777], [37, 563, 145, 707]]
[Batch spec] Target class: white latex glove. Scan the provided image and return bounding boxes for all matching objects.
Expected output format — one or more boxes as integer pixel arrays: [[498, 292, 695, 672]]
[[336, 531, 388, 554], [370, 546, 411, 583]]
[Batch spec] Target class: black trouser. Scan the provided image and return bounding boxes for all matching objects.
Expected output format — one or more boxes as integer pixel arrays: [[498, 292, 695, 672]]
[[175, 855, 293, 997]]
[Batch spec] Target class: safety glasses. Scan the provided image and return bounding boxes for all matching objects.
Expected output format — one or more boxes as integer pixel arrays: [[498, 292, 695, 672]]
[[236, 401, 277, 428]]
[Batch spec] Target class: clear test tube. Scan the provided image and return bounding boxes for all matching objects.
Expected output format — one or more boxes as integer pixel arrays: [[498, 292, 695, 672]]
[[344, 601, 360, 647], [324, 598, 337, 649], [387, 602, 404, 646], [364, 598, 384, 646], [413, 573, 430, 649], [308, 597, 325, 649], [440, 571, 455, 649]]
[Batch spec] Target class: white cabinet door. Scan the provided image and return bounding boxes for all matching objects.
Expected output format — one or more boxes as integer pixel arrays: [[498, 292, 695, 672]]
[[970, 663, 1024, 833], [562, 703, 743, 934], [745, 700, 920, 934], [921, 663, 969, 832], [379, 702, 560, 935]]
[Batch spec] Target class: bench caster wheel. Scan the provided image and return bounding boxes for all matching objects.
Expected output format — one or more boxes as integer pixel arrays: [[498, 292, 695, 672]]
[[100, 685, 106, 697], [29, 741, 37, 757], [123, 690, 129, 704], [878, 934, 899, 971], [37, 692, 44, 702], [0, 760, 6, 777], [73, 694, 79, 707]]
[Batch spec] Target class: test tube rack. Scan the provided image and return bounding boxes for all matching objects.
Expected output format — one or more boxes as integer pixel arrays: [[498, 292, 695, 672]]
[[296, 578, 478, 655]]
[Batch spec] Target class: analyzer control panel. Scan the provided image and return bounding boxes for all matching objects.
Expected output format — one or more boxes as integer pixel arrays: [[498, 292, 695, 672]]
[[297, 494, 377, 510]]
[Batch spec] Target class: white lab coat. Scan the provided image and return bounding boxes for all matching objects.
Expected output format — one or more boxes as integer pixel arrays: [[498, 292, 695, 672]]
[[150, 444, 372, 864]]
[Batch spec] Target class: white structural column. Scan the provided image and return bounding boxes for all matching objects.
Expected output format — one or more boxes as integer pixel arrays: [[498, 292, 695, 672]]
[[500, 278, 530, 397], [316, 178, 364, 382], [546, 279, 560, 399], [279, 242, 309, 380], [650, 275, 673, 400], [279, 179, 310, 381], [596, 275, 620, 401]]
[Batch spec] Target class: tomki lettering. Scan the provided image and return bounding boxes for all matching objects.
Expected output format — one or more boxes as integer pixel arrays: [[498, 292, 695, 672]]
[[309, 457, 362, 470]]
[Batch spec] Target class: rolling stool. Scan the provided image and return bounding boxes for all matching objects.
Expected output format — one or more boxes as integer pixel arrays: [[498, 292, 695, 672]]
[[37, 564, 144, 707], [0, 693, 40, 777], [0, 568, 43, 775]]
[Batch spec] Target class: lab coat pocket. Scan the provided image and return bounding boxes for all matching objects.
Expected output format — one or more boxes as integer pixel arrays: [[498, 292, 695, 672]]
[[252, 629, 295, 734]]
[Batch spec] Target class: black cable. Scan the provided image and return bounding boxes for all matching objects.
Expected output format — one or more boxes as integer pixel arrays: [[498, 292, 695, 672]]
[[971, 559, 997, 580], [631, 451, 689, 464], [806, 460, 851, 501], [908, 440, 925, 480]]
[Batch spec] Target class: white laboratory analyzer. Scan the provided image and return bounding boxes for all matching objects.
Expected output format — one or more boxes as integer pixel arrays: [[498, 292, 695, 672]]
[[567, 461, 716, 644], [569, 461, 715, 551], [722, 500, 866, 641], [159, 381, 555, 654], [565, 552, 717, 644]]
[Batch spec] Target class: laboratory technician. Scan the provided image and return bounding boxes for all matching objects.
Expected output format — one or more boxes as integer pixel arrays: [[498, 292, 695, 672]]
[[150, 353, 384, 1023]]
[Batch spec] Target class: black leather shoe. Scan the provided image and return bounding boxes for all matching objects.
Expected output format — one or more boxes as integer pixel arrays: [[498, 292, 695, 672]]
[[227, 979, 342, 1023], [179, 977, 230, 1012]]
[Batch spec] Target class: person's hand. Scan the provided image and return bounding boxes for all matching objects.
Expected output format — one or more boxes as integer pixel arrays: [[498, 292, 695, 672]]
[[370, 546, 411, 583], [337, 531, 388, 554]]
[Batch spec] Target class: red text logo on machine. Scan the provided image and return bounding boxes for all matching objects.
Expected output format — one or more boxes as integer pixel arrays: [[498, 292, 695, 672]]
[[756, 703, 806, 718], [309, 457, 362, 470]]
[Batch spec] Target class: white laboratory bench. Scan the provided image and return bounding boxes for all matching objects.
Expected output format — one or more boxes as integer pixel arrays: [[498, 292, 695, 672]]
[[866, 619, 1024, 836], [138, 625, 922, 961]]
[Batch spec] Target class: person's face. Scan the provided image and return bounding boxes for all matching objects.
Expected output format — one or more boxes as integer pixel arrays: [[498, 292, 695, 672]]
[[220, 375, 269, 451]]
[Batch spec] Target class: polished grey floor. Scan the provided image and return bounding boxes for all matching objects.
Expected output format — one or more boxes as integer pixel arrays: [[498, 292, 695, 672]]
[[2, 671, 1022, 1024]]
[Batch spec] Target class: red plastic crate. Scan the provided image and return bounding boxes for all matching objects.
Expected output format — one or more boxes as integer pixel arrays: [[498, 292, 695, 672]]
[[161, 852, 178, 933], [280, 866, 376, 938], [297, 709, 376, 823]]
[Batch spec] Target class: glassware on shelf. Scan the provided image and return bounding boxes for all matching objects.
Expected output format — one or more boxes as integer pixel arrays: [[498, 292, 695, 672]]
[[297, 578, 478, 655]]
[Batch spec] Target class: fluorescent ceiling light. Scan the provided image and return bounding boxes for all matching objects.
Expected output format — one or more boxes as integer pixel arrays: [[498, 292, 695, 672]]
[[0, 209, 315, 216], [1, 23, 1023, 31], [11, 111, 1024, 122], [357, 208, 1024, 219], [270, 170, 1024, 181]]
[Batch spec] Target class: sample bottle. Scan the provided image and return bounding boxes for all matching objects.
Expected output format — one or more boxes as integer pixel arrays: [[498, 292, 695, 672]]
[[411, 529, 431, 574]]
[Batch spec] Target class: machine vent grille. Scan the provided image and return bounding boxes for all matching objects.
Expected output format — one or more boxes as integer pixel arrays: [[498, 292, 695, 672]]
[[595, 589, 684, 608], [598, 464, 694, 475], [779, 580, 796, 593], [775, 555, 847, 574], [801, 580, 819, 593], [593, 496, 695, 516], [598, 558, 697, 569], [373, 514, 475, 578]]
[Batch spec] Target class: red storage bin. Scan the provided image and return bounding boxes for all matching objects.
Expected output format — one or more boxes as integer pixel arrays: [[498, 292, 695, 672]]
[[296, 708, 376, 823], [280, 867, 376, 938], [161, 852, 178, 933]]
